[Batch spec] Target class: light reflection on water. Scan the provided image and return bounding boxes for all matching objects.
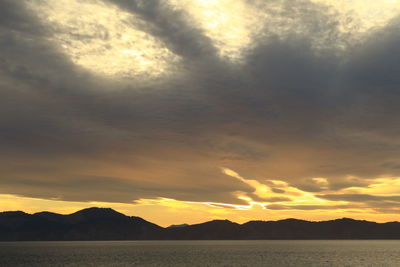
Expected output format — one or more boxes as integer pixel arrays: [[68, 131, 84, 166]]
[[1, 240, 399, 266]]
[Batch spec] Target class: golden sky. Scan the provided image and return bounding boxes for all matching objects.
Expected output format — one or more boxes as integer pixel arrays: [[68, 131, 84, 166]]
[[1, 0, 400, 226]]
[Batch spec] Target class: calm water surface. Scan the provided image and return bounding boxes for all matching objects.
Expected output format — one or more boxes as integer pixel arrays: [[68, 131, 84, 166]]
[[0, 240, 399, 266]]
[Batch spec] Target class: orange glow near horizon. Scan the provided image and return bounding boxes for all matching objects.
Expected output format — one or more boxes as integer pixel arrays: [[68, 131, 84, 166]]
[[2, 168, 400, 227], [1, 193, 399, 227]]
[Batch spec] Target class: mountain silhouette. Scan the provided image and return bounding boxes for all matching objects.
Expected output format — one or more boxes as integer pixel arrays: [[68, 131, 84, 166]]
[[1, 207, 399, 241], [0, 207, 162, 241]]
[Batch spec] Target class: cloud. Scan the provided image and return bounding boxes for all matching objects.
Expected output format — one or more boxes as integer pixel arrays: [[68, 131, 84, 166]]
[[1, 0, 400, 211], [106, 0, 219, 60], [248, 194, 292, 203], [266, 204, 356, 211], [317, 194, 400, 203]]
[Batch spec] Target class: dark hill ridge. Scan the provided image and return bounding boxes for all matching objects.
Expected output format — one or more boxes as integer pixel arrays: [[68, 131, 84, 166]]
[[0, 207, 399, 240], [167, 224, 190, 228], [0, 207, 162, 241]]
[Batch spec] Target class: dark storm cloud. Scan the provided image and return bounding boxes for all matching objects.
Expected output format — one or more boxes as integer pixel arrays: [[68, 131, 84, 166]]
[[0, 0, 42, 34], [1, 0, 400, 208]]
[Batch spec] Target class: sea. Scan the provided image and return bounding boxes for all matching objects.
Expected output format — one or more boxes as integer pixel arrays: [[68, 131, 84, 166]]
[[0, 240, 399, 266]]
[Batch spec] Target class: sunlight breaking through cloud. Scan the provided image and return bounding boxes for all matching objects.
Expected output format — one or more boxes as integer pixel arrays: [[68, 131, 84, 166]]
[[26, 0, 180, 79], [312, 0, 400, 33], [168, 0, 263, 61]]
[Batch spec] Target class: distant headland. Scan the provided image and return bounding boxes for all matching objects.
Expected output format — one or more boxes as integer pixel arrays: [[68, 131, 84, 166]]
[[1, 207, 399, 241]]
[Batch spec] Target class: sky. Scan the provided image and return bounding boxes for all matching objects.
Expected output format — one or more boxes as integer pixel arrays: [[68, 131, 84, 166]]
[[1, 0, 400, 227]]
